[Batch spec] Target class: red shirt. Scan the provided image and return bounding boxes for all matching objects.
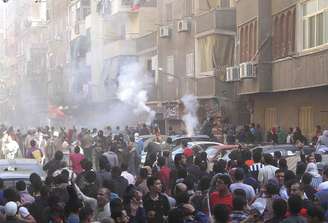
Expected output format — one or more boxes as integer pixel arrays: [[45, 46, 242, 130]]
[[159, 166, 171, 189], [69, 152, 85, 174], [210, 192, 233, 210]]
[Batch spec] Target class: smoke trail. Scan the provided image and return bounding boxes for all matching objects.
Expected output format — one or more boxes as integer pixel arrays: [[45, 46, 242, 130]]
[[116, 62, 155, 124], [181, 95, 199, 136]]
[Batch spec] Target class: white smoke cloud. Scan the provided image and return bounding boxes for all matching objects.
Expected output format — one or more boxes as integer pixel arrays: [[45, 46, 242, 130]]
[[116, 62, 155, 124], [181, 95, 199, 136]]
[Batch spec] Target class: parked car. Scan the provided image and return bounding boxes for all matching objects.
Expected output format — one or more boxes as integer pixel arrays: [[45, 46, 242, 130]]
[[140, 135, 213, 164], [171, 141, 224, 160], [0, 159, 46, 188], [169, 135, 211, 148], [251, 144, 315, 157], [205, 145, 240, 162]]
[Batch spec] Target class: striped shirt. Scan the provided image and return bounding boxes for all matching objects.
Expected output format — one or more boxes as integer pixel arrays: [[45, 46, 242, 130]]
[[250, 162, 264, 179], [230, 211, 248, 223]]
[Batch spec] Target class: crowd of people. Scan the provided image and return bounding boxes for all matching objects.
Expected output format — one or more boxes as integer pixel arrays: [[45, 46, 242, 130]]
[[0, 124, 327, 222], [219, 123, 328, 151]]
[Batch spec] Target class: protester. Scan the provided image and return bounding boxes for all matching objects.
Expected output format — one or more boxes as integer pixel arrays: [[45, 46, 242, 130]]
[[282, 195, 307, 223], [258, 154, 279, 185], [230, 168, 255, 203], [70, 146, 85, 174], [143, 176, 170, 223], [0, 124, 327, 223]]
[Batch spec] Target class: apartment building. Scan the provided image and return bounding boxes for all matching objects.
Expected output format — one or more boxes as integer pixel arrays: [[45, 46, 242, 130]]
[[58, 0, 158, 125], [2, 0, 48, 126], [154, 0, 238, 132], [46, 0, 71, 113], [233, 0, 328, 138]]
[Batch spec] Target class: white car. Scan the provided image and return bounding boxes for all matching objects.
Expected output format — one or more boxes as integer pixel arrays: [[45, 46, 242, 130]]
[[0, 159, 46, 187], [171, 141, 224, 160]]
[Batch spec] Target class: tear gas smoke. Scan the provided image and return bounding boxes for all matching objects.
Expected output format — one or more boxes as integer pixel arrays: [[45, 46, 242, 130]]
[[117, 62, 155, 124], [181, 95, 199, 137]]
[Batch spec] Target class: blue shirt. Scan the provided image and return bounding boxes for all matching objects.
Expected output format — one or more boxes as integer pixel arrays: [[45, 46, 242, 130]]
[[67, 213, 79, 223], [110, 192, 119, 201]]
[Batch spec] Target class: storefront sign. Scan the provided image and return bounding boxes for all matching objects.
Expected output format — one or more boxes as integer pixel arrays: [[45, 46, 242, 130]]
[[164, 103, 180, 119]]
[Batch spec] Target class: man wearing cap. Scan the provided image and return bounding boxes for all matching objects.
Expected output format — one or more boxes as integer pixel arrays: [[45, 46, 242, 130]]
[[182, 140, 193, 158], [3, 201, 34, 223], [4, 201, 20, 223]]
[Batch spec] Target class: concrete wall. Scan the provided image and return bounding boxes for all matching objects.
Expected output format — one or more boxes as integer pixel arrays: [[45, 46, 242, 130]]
[[271, 0, 296, 15], [252, 87, 328, 132], [236, 0, 258, 25], [158, 0, 195, 101], [272, 48, 328, 91], [238, 0, 273, 94]]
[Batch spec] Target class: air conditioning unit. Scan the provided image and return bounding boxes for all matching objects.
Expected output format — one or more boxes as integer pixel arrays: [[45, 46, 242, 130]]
[[240, 62, 256, 79], [226, 66, 240, 82], [159, 26, 170, 38], [177, 20, 190, 32]]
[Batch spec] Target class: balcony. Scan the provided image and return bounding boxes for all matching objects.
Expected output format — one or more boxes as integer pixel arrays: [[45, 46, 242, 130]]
[[109, 0, 157, 15], [238, 48, 328, 95], [27, 17, 47, 28], [103, 39, 136, 59], [136, 32, 157, 53], [111, 0, 135, 15], [272, 48, 328, 92], [195, 8, 236, 36]]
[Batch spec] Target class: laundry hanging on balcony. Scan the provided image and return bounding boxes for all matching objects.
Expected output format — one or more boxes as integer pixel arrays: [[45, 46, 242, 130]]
[[132, 0, 140, 11]]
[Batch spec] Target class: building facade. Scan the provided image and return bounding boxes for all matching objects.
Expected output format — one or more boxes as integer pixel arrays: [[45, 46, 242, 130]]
[[2, 0, 48, 126], [234, 0, 328, 139], [46, 0, 72, 125], [154, 0, 239, 133]]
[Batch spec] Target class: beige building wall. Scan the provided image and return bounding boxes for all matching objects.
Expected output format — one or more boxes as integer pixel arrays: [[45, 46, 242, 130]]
[[252, 87, 328, 138]]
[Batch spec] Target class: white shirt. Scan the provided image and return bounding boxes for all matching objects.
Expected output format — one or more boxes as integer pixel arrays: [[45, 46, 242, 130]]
[[121, 171, 135, 185], [258, 165, 279, 185], [318, 181, 328, 191]]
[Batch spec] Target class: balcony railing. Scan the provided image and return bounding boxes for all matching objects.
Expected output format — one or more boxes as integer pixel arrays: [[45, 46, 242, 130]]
[[103, 39, 136, 58], [136, 32, 157, 53], [195, 8, 236, 35]]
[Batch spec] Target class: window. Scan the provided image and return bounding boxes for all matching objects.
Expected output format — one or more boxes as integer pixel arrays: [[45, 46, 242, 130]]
[[166, 3, 173, 23], [317, 13, 324, 45], [302, 0, 328, 49], [309, 15, 316, 47], [186, 53, 194, 75], [167, 56, 174, 82]]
